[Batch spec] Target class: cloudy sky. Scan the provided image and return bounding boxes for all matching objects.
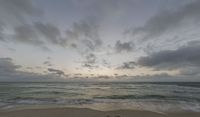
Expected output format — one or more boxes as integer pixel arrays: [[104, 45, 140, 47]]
[[1, 0, 200, 82]]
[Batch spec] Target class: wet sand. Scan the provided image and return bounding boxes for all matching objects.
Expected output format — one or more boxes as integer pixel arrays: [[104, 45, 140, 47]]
[[0, 107, 200, 117]]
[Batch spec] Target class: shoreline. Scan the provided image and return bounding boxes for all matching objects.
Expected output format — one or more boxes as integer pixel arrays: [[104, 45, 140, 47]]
[[0, 107, 200, 117]]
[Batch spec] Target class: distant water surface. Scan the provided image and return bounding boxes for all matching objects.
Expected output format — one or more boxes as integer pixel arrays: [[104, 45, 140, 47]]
[[0, 82, 200, 112]]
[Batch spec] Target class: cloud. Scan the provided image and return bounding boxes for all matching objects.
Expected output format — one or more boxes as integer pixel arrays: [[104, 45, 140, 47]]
[[0, 58, 21, 76], [117, 61, 136, 69], [13, 22, 66, 47], [85, 53, 96, 64], [0, 57, 36, 78], [66, 20, 103, 53], [137, 43, 200, 70], [47, 68, 65, 76], [13, 24, 43, 45], [0, 0, 42, 41], [0, 57, 69, 82], [128, 0, 200, 41], [43, 61, 52, 66], [115, 40, 134, 53], [71, 43, 77, 48], [0, 0, 67, 49], [0, 0, 42, 23], [0, 57, 43, 81], [7, 47, 16, 52], [179, 66, 200, 77], [82, 63, 99, 69], [34, 22, 65, 46], [127, 73, 175, 82], [95, 75, 111, 79], [101, 59, 111, 68], [0, 22, 4, 41], [81, 53, 99, 69]]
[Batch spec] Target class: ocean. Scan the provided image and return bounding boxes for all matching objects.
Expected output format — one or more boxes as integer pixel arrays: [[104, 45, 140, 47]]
[[0, 82, 200, 112]]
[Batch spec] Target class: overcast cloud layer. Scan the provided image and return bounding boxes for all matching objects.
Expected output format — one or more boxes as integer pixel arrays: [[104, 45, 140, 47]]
[[0, 0, 200, 81]]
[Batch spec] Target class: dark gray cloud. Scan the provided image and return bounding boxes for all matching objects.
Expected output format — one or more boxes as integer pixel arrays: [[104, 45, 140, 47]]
[[47, 68, 65, 76], [43, 61, 52, 66], [34, 22, 65, 46], [94, 75, 111, 79], [0, 57, 52, 82], [0, 0, 67, 49], [128, 0, 200, 41], [71, 43, 77, 48], [81, 53, 99, 69], [0, 22, 4, 41], [0, 58, 21, 76], [13, 24, 43, 45], [0, 57, 58, 81], [137, 44, 200, 70], [74, 73, 82, 76], [101, 59, 111, 68], [0, 57, 74, 82], [115, 40, 134, 53], [117, 61, 136, 69], [0, 0, 42, 23], [0, 0, 42, 42], [13, 22, 66, 47], [66, 20, 103, 52], [82, 63, 99, 69], [179, 66, 200, 77], [85, 53, 96, 64], [128, 73, 174, 82]]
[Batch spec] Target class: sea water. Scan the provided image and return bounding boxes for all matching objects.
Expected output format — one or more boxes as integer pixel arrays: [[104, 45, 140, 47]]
[[0, 82, 200, 112]]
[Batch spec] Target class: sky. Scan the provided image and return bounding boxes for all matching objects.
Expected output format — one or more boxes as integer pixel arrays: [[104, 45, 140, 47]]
[[0, 0, 200, 82]]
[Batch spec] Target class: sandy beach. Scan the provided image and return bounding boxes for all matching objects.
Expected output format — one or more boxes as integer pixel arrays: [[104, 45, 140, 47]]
[[0, 108, 200, 117]]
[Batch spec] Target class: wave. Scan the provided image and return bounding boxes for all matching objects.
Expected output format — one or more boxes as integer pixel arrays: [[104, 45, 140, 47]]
[[94, 94, 200, 102], [1, 82, 200, 112], [7, 97, 94, 105]]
